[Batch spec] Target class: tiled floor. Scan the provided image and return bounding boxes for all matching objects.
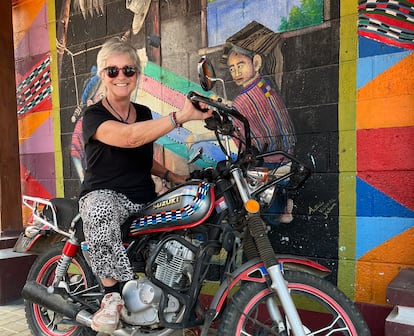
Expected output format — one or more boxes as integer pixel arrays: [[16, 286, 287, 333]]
[[0, 299, 31, 336], [0, 299, 216, 335]]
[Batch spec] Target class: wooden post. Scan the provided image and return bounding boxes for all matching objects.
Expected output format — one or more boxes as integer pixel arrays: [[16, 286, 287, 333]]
[[0, 0, 23, 240]]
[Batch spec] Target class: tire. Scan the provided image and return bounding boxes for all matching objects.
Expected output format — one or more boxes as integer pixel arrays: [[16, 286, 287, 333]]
[[218, 270, 371, 336], [25, 242, 99, 336]]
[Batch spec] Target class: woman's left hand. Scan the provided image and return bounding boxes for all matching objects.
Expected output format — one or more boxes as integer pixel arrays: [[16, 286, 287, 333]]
[[168, 172, 189, 185]]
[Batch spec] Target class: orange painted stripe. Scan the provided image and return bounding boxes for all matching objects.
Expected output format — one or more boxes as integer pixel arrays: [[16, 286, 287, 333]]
[[355, 227, 414, 304], [357, 53, 414, 129], [12, 0, 45, 46], [18, 110, 51, 145]]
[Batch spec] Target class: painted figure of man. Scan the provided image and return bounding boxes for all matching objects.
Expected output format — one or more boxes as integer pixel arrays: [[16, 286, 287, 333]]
[[227, 44, 296, 160], [224, 22, 296, 223]]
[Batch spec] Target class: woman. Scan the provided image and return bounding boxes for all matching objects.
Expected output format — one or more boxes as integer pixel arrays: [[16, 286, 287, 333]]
[[79, 37, 212, 334]]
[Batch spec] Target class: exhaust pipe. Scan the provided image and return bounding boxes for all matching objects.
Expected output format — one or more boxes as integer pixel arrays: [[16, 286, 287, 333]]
[[22, 281, 93, 326]]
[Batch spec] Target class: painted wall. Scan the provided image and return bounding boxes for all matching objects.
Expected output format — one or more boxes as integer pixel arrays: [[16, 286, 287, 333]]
[[14, 0, 57, 201], [12, 0, 414, 331], [354, 0, 414, 305]]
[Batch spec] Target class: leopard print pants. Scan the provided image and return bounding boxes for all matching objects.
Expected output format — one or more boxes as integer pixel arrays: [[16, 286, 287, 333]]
[[79, 189, 144, 282]]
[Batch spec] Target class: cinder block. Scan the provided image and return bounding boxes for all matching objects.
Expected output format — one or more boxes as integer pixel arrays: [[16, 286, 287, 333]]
[[385, 269, 414, 336], [387, 268, 414, 307]]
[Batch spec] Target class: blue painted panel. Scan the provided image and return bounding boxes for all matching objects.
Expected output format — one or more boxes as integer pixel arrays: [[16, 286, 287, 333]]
[[356, 178, 414, 218], [207, 0, 302, 46], [356, 217, 414, 259], [357, 50, 412, 88], [358, 36, 406, 58]]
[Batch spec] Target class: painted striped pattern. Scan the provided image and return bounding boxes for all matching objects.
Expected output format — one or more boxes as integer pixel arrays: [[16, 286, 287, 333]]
[[233, 77, 296, 154], [16, 54, 51, 116], [358, 0, 414, 49], [130, 182, 210, 232]]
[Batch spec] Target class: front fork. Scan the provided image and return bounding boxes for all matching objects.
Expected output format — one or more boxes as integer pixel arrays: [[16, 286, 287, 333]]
[[247, 213, 306, 336]]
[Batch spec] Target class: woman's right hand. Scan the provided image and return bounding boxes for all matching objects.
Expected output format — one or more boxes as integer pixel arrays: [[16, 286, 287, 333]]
[[176, 97, 213, 124]]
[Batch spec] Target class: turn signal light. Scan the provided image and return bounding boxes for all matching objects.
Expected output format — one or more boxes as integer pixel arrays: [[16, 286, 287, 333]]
[[245, 199, 260, 213]]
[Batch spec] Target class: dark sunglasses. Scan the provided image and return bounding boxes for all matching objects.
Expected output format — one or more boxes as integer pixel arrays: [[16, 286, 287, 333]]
[[103, 65, 138, 78]]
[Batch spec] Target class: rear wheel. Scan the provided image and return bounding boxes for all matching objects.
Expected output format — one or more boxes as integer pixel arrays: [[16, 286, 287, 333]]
[[25, 242, 100, 336], [218, 270, 371, 336]]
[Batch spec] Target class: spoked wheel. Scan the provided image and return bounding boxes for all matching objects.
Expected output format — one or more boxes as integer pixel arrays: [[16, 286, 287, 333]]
[[218, 270, 371, 336], [25, 242, 101, 336]]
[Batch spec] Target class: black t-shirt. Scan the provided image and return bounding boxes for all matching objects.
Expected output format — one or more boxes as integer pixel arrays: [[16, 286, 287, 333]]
[[80, 100, 157, 204]]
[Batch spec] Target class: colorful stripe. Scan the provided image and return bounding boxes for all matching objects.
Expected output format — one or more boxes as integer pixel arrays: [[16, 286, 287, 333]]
[[358, 0, 414, 49], [130, 182, 210, 232], [233, 77, 296, 154], [16, 55, 51, 116]]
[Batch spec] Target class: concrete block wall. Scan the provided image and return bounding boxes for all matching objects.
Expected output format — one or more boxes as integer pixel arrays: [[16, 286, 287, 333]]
[[12, 1, 414, 333]]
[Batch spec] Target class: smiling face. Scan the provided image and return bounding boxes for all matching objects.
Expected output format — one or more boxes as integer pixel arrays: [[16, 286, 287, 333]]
[[101, 52, 138, 100]]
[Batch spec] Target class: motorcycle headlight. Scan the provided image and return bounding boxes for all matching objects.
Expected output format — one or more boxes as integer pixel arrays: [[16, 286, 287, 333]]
[[246, 167, 269, 185]]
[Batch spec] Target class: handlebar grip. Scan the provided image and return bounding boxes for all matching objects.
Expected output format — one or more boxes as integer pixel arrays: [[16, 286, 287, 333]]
[[187, 91, 235, 114], [187, 91, 211, 112]]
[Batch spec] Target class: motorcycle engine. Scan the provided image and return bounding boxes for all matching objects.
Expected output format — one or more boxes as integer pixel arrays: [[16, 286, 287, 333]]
[[154, 239, 196, 290], [121, 238, 196, 326]]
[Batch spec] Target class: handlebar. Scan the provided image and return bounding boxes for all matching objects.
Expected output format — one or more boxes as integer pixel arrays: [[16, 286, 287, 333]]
[[187, 91, 311, 188], [187, 91, 251, 150], [188, 91, 233, 114]]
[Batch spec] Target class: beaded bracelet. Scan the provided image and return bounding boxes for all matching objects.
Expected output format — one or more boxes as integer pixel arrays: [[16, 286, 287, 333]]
[[169, 111, 182, 128]]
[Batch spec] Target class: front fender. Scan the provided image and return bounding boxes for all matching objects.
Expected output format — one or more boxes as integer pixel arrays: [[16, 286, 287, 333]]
[[208, 255, 330, 317]]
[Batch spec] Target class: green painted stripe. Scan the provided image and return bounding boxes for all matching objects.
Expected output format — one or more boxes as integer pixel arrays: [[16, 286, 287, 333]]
[[144, 62, 209, 95]]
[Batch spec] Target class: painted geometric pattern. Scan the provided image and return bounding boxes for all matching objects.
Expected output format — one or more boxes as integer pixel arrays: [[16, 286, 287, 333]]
[[16, 55, 51, 117], [358, 0, 414, 49], [14, 0, 55, 199], [355, 25, 414, 304]]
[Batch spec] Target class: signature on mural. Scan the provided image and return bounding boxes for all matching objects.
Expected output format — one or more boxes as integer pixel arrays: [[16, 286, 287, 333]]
[[308, 199, 337, 219]]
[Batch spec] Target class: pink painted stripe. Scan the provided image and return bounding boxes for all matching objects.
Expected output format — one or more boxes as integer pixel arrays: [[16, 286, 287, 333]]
[[141, 75, 185, 110]]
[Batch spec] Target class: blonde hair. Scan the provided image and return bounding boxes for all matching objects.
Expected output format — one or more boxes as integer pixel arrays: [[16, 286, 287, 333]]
[[97, 37, 141, 74]]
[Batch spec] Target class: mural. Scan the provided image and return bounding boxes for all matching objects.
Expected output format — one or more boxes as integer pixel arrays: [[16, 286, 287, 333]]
[[221, 22, 297, 225], [13, 0, 56, 202], [206, 0, 323, 46], [12, 1, 414, 331], [14, 0, 337, 273], [354, 0, 414, 304]]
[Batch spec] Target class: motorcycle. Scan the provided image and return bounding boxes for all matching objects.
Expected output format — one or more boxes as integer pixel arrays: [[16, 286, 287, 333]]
[[14, 57, 371, 336]]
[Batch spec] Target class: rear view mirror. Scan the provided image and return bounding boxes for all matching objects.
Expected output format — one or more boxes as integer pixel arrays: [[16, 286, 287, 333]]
[[198, 56, 216, 91]]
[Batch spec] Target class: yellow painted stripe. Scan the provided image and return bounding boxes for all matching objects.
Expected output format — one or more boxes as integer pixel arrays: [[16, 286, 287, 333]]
[[47, 0, 64, 197], [357, 53, 414, 129], [338, 0, 358, 299]]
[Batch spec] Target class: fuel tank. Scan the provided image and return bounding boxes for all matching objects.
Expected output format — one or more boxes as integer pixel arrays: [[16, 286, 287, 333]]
[[129, 181, 215, 235]]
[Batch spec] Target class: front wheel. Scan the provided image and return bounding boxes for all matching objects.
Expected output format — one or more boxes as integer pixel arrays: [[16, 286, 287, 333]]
[[218, 270, 371, 336], [25, 242, 100, 336]]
